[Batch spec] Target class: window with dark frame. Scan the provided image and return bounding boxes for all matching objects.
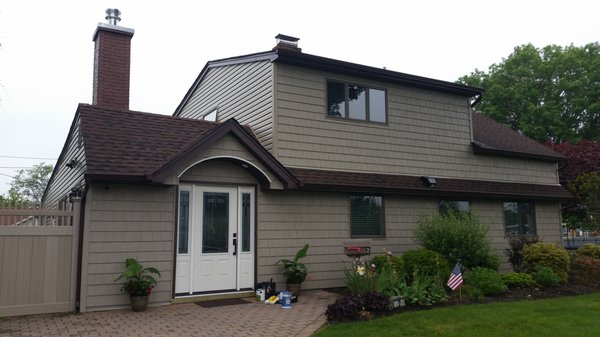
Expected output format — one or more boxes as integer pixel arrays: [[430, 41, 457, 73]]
[[327, 80, 386, 123], [350, 195, 384, 237], [503, 201, 536, 235], [178, 191, 190, 254], [439, 200, 471, 215]]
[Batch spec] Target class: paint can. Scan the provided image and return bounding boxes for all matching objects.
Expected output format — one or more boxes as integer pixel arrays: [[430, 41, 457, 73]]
[[281, 291, 292, 309]]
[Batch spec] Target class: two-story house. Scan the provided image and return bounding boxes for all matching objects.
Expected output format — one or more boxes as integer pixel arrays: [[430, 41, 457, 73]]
[[44, 18, 571, 312]]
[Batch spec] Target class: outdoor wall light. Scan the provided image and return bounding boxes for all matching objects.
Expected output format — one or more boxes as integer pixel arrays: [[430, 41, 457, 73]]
[[421, 176, 437, 188], [65, 159, 79, 169]]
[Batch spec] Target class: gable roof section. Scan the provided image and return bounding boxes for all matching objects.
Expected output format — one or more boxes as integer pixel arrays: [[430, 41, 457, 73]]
[[290, 168, 573, 201], [77, 104, 297, 188], [174, 49, 482, 117], [471, 113, 566, 162]]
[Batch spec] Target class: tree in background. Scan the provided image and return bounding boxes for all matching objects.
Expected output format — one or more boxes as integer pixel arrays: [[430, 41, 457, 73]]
[[546, 141, 600, 231], [459, 43, 600, 143], [2, 163, 53, 205]]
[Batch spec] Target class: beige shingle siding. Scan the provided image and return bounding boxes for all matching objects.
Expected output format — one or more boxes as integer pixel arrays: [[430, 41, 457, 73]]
[[257, 191, 562, 289], [44, 116, 87, 207], [82, 183, 175, 312], [273, 63, 558, 185], [177, 60, 274, 151]]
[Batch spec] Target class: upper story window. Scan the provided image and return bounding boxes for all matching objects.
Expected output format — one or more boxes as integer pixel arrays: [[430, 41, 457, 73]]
[[327, 81, 387, 123], [503, 201, 536, 235], [202, 108, 218, 122]]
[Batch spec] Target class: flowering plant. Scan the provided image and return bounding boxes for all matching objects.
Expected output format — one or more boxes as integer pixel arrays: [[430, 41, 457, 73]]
[[115, 258, 161, 297]]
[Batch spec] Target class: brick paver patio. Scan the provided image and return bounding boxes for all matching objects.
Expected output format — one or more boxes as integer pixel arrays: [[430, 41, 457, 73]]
[[0, 290, 336, 337]]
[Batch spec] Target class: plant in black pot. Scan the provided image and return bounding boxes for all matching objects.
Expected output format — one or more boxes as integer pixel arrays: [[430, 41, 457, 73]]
[[276, 244, 309, 295], [115, 258, 161, 312]]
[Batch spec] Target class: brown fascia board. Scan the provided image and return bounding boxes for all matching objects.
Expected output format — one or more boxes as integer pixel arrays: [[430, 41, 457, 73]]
[[148, 119, 298, 188], [472, 141, 567, 162], [274, 48, 483, 97]]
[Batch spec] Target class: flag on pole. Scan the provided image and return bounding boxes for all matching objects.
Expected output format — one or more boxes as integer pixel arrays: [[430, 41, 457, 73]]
[[447, 262, 463, 291]]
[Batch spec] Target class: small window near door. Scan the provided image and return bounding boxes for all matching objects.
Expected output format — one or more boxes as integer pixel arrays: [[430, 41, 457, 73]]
[[241, 193, 251, 252], [350, 195, 384, 237], [178, 191, 190, 254]]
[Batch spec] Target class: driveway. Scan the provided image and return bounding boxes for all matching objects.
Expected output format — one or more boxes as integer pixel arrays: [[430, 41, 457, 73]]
[[0, 290, 336, 337]]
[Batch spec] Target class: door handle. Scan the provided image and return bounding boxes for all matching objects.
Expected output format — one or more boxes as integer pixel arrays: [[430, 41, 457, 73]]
[[233, 233, 237, 255]]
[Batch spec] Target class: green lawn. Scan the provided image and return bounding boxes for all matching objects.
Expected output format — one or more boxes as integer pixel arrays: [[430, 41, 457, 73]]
[[314, 292, 600, 337]]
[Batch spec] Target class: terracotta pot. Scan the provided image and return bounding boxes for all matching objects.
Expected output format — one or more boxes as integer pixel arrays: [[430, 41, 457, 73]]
[[286, 283, 301, 296], [130, 296, 149, 312]]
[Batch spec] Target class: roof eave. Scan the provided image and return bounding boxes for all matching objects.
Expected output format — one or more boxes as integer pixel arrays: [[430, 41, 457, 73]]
[[472, 141, 568, 162]]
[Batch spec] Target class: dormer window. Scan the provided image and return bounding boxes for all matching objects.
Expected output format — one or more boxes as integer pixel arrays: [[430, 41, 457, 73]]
[[327, 80, 387, 123]]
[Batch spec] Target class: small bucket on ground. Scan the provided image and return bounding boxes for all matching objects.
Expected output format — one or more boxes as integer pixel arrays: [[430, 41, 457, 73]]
[[280, 291, 292, 309]]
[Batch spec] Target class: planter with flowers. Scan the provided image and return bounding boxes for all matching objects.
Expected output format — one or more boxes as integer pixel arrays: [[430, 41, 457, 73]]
[[115, 258, 161, 312]]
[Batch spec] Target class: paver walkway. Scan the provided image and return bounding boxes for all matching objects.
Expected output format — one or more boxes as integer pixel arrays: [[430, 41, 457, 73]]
[[0, 290, 337, 337]]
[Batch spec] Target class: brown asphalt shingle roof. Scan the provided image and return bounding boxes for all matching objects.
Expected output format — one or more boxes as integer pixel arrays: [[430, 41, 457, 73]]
[[472, 113, 566, 161], [75, 104, 571, 199], [78, 104, 220, 178]]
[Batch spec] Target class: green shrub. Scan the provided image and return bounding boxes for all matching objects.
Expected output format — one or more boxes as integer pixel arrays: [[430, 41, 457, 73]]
[[522, 243, 570, 283], [533, 266, 561, 287], [370, 254, 404, 275], [571, 256, 600, 287], [465, 267, 507, 296], [576, 244, 600, 259], [402, 249, 450, 282], [505, 234, 538, 272], [415, 212, 500, 270], [500, 272, 535, 288], [396, 272, 448, 306], [460, 284, 485, 301]]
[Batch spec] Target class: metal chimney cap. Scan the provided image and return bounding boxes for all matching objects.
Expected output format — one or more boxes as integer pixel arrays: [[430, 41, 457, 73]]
[[105, 8, 121, 25]]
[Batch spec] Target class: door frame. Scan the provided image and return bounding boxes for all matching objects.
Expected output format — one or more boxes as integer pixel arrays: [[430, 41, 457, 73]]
[[174, 183, 256, 296]]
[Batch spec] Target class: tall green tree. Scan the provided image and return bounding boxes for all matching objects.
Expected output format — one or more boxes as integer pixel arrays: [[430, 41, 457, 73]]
[[459, 43, 600, 143], [5, 163, 53, 204]]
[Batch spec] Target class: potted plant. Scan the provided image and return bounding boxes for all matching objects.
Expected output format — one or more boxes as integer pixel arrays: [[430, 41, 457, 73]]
[[114, 258, 161, 312], [276, 244, 309, 295]]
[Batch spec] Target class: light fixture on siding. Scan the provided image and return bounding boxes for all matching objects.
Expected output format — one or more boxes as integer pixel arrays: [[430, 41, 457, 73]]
[[421, 176, 437, 188], [65, 159, 79, 169]]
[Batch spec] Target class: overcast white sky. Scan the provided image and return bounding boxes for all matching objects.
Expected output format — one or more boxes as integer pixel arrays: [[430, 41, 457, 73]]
[[0, 0, 598, 194]]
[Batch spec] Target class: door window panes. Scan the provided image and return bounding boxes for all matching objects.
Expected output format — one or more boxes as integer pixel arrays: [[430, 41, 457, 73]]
[[178, 191, 190, 254], [203, 192, 229, 253], [241, 193, 251, 252]]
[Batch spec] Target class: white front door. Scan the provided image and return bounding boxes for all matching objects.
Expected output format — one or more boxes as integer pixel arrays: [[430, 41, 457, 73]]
[[175, 185, 255, 295]]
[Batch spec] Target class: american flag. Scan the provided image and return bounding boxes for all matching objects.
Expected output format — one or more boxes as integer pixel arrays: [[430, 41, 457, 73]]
[[447, 262, 463, 291]]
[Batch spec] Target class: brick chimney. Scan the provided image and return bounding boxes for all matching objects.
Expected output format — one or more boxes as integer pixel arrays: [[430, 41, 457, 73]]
[[273, 34, 301, 52], [92, 9, 134, 110]]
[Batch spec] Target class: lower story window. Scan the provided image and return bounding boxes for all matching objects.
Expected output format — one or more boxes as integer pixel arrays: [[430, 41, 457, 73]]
[[439, 200, 471, 215], [350, 195, 384, 237], [503, 201, 536, 235]]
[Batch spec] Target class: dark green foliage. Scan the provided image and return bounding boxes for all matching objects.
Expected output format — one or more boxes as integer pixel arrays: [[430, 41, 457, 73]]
[[571, 256, 600, 287], [325, 292, 389, 322], [371, 254, 404, 275], [459, 43, 600, 143], [402, 249, 450, 282], [415, 212, 500, 270], [505, 234, 539, 272], [576, 244, 600, 259], [397, 272, 448, 306], [522, 243, 570, 283], [501, 272, 535, 288], [533, 266, 561, 287], [114, 258, 161, 297], [276, 244, 309, 284], [460, 285, 485, 302], [465, 268, 507, 296]]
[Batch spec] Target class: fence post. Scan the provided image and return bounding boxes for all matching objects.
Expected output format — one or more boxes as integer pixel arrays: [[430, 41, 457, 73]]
[[70, 197, 82, 312]]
